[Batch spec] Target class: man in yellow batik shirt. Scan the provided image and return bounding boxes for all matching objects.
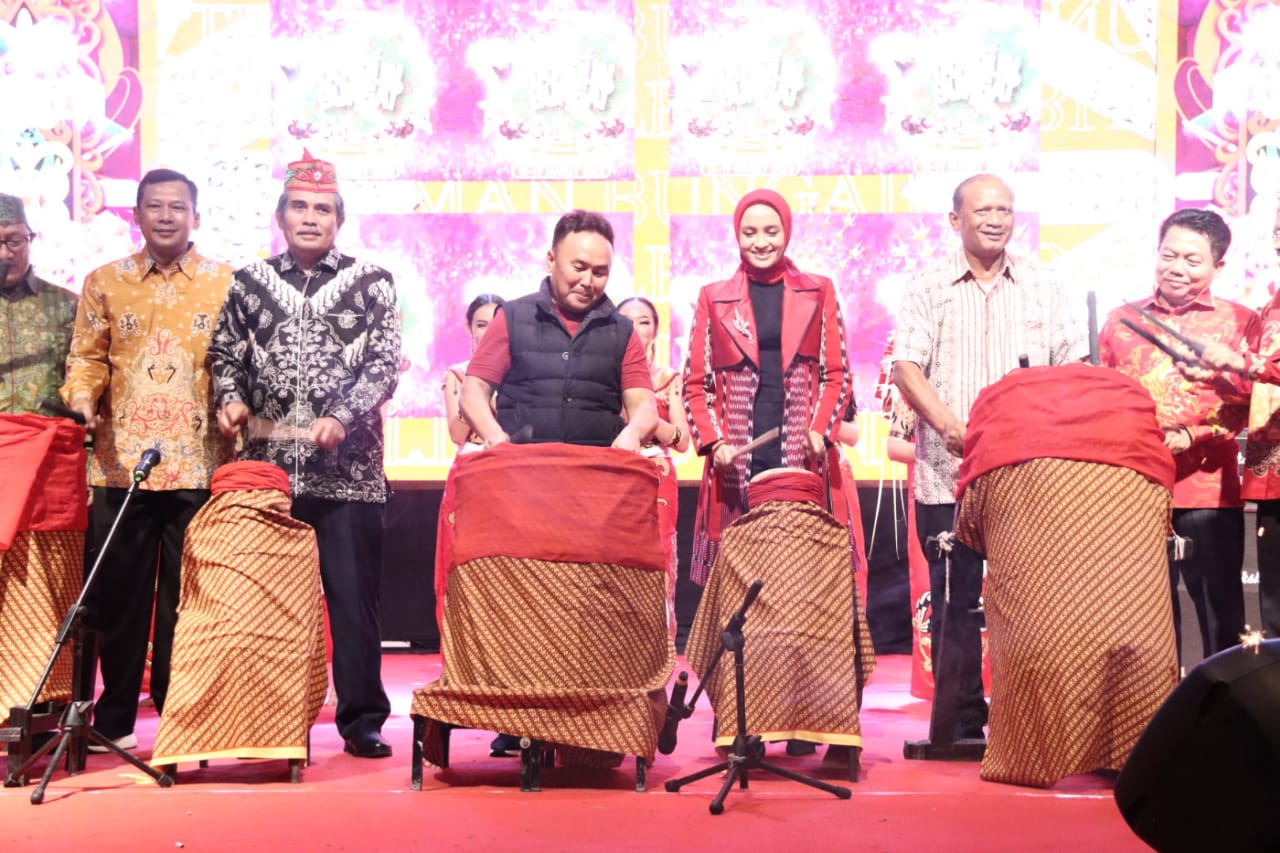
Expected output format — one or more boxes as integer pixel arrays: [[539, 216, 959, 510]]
[[61, 168, 234, 752]]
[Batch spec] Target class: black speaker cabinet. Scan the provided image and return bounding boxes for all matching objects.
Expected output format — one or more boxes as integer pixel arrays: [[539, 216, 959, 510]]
[[1114, 640, 1280, 853]]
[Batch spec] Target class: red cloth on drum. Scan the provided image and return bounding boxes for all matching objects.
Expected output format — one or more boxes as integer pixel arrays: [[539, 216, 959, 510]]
[[0, 530, 81, 726], [954, 458, 1177, 787], [0, 413, 87, 549], [686, 493, 874, 748], [747, 469, 825, 509], [953, 364, 1179, 787], [211, 460, 291, 495], [955, 363, 1174, 501], [447, 443, 666, 573], [0, 415, 85, 724], [416, 442, 675, 768], [151, 482, 325, 766]]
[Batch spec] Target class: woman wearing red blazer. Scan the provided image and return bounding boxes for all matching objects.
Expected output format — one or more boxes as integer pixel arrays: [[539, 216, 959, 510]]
[[683, 188, 852, 585]]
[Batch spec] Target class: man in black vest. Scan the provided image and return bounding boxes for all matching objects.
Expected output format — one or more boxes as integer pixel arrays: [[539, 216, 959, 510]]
[[461, 209, 656, 449]]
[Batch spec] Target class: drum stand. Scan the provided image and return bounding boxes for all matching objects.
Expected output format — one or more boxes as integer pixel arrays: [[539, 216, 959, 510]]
[[663, 580, 852, 814], [4, 465, 174, 803], [904, 533, 986, 761]]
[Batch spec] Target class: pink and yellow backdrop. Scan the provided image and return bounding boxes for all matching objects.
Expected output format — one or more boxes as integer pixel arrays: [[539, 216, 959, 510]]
[[3, 0, 1278, 481]]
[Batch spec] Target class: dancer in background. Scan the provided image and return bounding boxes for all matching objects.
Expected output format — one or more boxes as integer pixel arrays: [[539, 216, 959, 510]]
[[618, 295, 690, 625], [828, 397, 870, 609], [437, 292, 505, 754], [443, 294, 504, 454]]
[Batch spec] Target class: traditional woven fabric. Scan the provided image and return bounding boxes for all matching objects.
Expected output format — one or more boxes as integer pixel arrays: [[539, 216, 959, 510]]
[[956, 363, 1174, 500], [954, 457, 1178, 788], [151, 483, 326, 765], [415, 443, 674, 768], [0, 530, 81, 727], [686, 493, 876, 747], [413, 557, 673, 766]]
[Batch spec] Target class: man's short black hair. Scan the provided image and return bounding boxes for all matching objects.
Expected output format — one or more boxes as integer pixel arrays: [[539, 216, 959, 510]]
[[1159, 208, 1232, 265], [552, 209, 614, 250], [137, 169, 199, 212]]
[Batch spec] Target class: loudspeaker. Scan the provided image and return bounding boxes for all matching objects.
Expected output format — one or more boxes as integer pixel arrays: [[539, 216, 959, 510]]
[[1114, 640, 1280, 853]]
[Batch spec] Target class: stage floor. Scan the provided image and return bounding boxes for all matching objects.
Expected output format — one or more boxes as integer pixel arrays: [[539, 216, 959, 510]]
[[1, 654, 1144, 851]]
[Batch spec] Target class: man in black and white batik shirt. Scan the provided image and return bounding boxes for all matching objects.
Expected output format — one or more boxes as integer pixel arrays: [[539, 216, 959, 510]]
[[209, 149, 401, 760]]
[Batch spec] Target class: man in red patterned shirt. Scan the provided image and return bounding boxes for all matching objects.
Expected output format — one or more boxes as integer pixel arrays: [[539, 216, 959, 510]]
[[1098, 208, 1259, 662], [1183, 203, 1280, 641]]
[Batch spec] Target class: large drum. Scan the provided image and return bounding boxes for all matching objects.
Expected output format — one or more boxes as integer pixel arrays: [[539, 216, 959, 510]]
[[685, 467, 875, 756], [413, 442, 675, 775], [953, 363, 1178, 788], [151, 461, 326, 774], [0, 414, 86, 729]]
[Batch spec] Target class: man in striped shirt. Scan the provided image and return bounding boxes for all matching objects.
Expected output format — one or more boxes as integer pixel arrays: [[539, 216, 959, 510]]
[[891, 174, 1087, 740]]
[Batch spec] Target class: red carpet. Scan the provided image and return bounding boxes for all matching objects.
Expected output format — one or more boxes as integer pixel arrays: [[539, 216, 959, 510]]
[[1, 655, 1145, 851]]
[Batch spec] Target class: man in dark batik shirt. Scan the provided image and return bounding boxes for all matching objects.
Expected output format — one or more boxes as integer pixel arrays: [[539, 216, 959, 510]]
[[208, 150, 401, 759]]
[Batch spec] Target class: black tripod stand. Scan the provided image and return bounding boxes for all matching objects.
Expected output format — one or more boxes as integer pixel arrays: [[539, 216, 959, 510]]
[[4, 448, 174, 803], [663, 579, 852, 814]]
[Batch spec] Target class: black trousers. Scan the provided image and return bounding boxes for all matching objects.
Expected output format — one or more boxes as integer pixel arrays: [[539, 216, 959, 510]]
[[1171, 506, 1245, 661], [292, 496, 390, 741], [1253, 500, 1280, 638], [915, 501, 988, 732], [84, 487, 209, 739]]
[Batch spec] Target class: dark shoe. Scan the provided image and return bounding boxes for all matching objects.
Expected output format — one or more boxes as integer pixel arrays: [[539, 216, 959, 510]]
[[343, 732, 392, 759], [490, 733, 523, 757], [785, 739, 817, 757], [953, 724, 986, 742]]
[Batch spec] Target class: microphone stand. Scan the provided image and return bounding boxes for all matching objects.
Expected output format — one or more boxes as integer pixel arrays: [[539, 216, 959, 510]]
[[4, 452, 174, 803], [663, 580, 852, 814]]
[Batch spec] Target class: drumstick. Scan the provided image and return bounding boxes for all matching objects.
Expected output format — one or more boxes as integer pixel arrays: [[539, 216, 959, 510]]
[[246, 416, 313, 442], [1124, 301, 1205, 357], [38, 397, 87, 425], [731, 426, 781, 459], [1119, 317, 1197, 363]]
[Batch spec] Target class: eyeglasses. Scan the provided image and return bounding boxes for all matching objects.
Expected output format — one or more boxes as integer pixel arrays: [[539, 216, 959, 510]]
[[0, 234, 35, 252]]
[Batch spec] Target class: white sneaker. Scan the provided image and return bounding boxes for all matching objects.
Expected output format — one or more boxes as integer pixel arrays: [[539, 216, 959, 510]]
[[87, 733, 138, 753]]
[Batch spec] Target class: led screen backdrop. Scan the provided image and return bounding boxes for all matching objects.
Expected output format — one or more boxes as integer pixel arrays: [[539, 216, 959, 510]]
[[3, 0, 1278, 481]]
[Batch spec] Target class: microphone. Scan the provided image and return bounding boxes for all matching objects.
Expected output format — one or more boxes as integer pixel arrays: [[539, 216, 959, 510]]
[[132, 447, 162, 483], [0, 259, 11, 286], [657, 671, 690, 755]]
